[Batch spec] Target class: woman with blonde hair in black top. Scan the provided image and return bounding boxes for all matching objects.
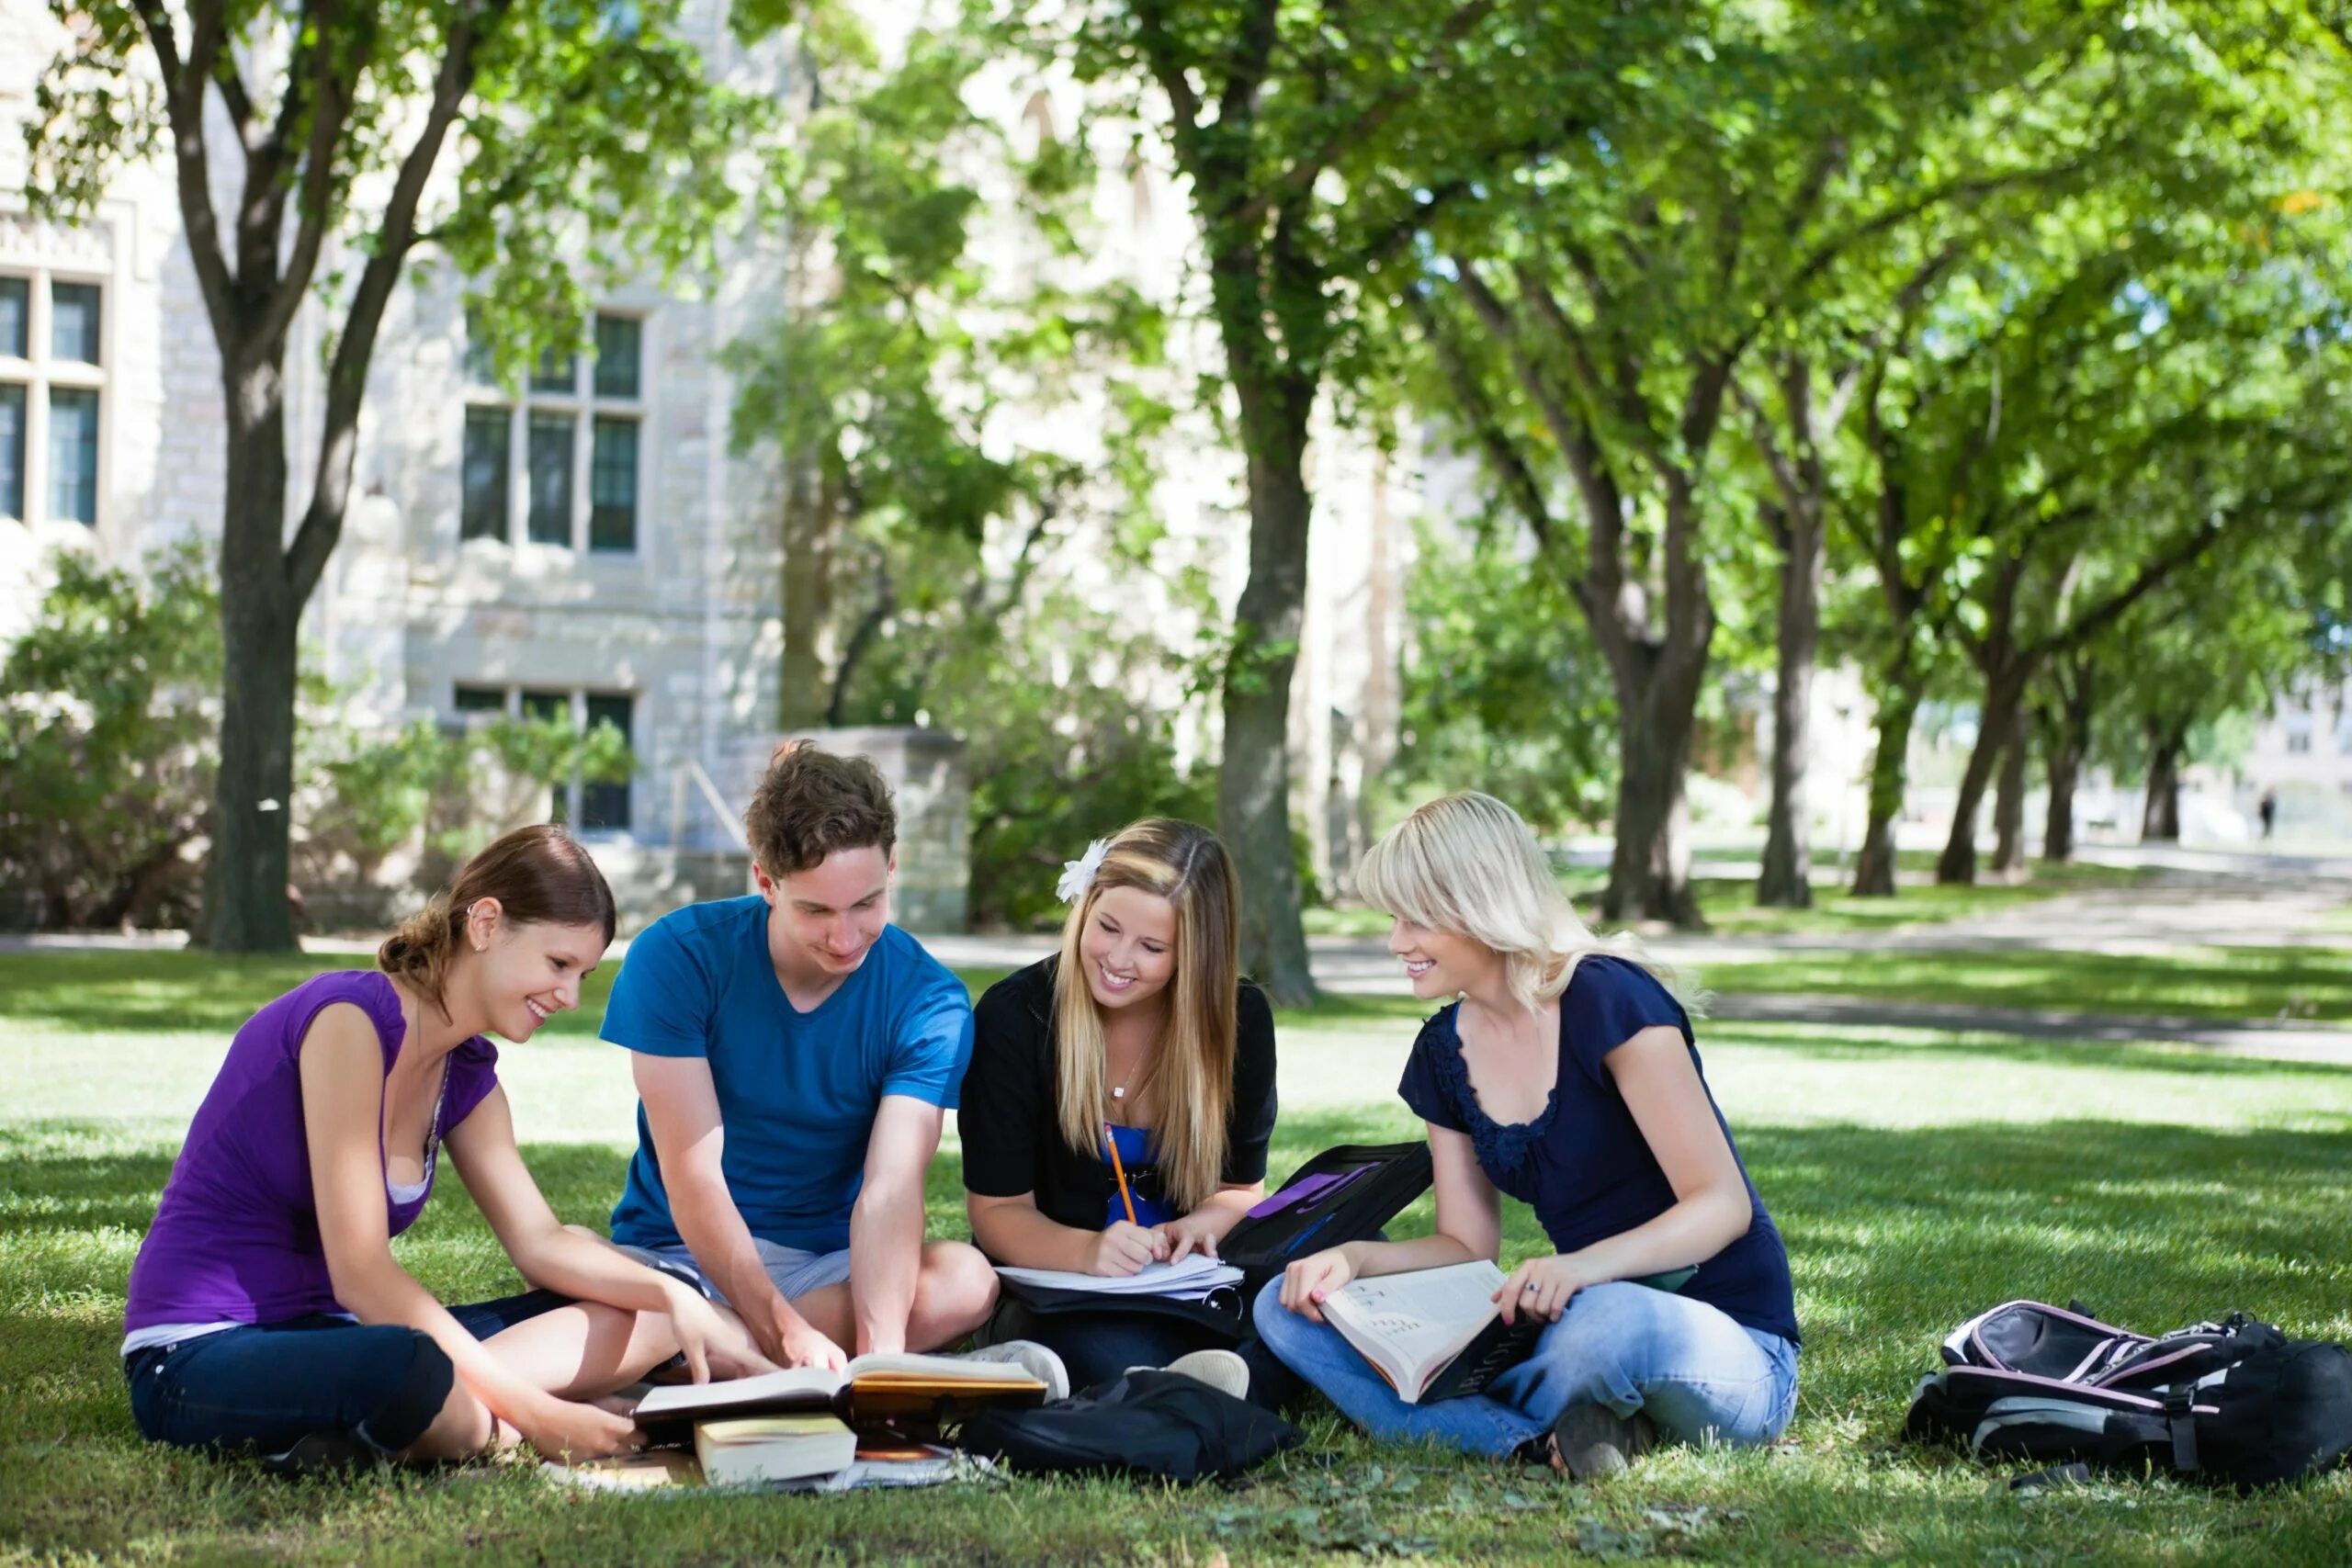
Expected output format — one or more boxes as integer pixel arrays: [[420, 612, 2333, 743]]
[[959, 818, 1289, 1403]]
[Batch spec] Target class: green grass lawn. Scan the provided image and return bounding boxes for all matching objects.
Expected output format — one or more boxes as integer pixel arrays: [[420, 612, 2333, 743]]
[[1693, 946, 2352, 1023], [6, 953, 2352, 1564], [1304, 856, 2164, 939]]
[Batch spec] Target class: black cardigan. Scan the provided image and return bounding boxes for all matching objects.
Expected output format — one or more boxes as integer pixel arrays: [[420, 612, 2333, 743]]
[[958, 955, 1278, 1235]]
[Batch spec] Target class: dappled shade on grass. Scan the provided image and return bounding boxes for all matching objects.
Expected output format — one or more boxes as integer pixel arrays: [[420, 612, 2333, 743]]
[[6, 1106, 2349, 1562]]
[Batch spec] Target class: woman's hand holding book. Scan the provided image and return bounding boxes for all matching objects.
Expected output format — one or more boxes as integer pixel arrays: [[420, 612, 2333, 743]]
[[1279, 1244, 1359, 1324]]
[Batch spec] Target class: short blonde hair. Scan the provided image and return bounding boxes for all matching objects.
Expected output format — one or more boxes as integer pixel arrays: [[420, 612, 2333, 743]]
[[1356, 792, 1672, 1014]]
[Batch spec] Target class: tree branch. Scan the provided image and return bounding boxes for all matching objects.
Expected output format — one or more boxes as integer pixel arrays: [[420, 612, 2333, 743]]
[[132, 0, 234, 339], [1407, 287, 1560, 557], [260, 0, 371, 350], [289, 0, 512, 601], [2027, 516, 2227, 663], [1232, 0, 1502, 230]]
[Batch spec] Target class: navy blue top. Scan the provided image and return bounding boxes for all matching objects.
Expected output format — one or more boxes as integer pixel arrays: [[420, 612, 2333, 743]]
[[1397, 955, 1800, 1345]]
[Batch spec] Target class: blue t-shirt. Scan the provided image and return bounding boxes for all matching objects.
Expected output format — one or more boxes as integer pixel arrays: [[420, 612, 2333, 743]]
[[1397, 955, 1800, 1345], [603, 897, 974, 1253]]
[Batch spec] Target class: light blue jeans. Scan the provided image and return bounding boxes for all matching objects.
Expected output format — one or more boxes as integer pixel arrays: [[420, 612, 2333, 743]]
[[1253, 1277, 1799, 1459]]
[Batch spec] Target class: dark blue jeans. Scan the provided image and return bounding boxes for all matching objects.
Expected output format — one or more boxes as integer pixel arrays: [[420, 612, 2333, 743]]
[[125, 1290, 569, 1467], [983, 1294, 1302, 1412]]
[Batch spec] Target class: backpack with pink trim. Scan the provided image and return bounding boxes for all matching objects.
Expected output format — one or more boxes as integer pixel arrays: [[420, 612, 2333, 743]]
[[1903, 1300, 2352, 1489]]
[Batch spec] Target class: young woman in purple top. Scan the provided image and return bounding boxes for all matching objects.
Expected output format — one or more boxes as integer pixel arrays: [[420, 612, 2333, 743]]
[[122, 826, 765, 1472]]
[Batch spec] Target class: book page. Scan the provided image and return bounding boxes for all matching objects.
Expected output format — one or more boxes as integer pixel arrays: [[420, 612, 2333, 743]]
[[845, 1351, 1045, 1387], [1324, 1260, 1508, 1385], [634, 1364, 843, 1420]]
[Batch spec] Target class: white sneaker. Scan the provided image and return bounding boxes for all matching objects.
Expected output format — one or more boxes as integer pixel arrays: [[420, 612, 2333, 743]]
[[957, 1339, 1069, 1401], [1135, 1348, 1250, 1400]]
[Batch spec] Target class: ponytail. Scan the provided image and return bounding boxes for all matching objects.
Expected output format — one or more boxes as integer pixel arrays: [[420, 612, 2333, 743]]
[[377, 897, 469, 1017]]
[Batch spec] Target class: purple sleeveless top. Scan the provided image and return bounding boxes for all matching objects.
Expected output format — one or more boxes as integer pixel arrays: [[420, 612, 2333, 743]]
[[123, 970, 501, 1333]]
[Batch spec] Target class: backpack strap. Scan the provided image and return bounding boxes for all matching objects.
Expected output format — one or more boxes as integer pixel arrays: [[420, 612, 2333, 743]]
[[2164, 1384, 2199, 1472]]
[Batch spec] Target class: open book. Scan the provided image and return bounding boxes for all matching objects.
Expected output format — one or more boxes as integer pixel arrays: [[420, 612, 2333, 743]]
[[633, 1351, 1047, 1435], [1323, 1260, 1697, 1405]]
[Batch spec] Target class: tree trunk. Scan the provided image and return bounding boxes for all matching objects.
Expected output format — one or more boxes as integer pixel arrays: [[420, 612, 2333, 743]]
[[1936, 666, 2029, 886], [2142, 721, 2185, 840], [1990, 701, 2030, 878], [1852, 676, 1919, 897], [1216, 367, 1318, 1006], [2039, 662, 2093, 863], [2040, 707, 2079, 863], [1757, 505, 1824, 908], [1600, 678, 1704, 925], [203, 348, 300, 952], [778, 450, 834, 729]]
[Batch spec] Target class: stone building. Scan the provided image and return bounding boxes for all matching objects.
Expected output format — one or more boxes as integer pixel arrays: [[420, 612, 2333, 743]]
[[0, 0, 1417, 928]]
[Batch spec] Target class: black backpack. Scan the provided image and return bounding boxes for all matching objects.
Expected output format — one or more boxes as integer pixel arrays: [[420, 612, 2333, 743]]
[[1904, 1299, 2352, 1488], [956, 1369, 1304, 1483]]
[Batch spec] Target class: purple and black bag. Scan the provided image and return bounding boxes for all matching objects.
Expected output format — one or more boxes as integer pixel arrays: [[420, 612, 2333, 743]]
[[1905, 1299, 2352, 1488]]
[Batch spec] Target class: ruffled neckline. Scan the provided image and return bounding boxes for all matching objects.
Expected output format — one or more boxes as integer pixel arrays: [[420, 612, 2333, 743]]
[[1425, 1002, 1562, 1175]]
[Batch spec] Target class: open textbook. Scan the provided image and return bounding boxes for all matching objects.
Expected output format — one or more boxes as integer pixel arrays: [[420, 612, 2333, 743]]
[[995, 1254, 1243, 1301], [1323, 1260, 1697, 1405], [633, 1350, 1047, 1434]]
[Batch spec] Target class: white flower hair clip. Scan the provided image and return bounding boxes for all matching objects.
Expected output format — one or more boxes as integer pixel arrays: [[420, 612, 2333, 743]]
[[1056, 839, 1111, 904]]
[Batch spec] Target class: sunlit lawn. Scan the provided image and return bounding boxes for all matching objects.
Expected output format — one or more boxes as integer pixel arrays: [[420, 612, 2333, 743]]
[[6, 952, 2352, 1564], [1305, 856, 2165, 938], [1693, 947, 2352, 1023]]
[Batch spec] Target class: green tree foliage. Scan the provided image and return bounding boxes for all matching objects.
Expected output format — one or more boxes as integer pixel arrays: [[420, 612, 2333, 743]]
[[0, 543, 219, 929], [728, 2, 1171, 730], [0, 544, 628, 931], [1031, 0, 1622, 999], [24, 0, 770, 950], [1391, 524, 1616, 836]]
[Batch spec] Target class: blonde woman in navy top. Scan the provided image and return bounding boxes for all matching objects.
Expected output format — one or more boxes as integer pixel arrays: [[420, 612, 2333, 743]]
[[1257, 793, 1799, 1477]]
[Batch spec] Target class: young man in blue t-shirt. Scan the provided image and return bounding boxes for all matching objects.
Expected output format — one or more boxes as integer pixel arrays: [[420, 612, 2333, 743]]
[[600, 744, 1001, 1370]]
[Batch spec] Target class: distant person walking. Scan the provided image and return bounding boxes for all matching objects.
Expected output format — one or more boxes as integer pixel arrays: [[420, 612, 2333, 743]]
[[2259, 789, 2278, 840]]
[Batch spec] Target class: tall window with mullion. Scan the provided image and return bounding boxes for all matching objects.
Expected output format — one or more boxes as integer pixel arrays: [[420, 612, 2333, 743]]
[[0, 385, 24, 521], [460, 409, 511, 540], [526, 413, 574, 546], [580, 694, 634, 830], [590, 416, 638, 551], [49, 389, 99, 525]]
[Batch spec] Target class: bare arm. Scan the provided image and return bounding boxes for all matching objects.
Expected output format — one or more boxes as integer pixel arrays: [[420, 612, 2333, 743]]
[[1492, 1025, 1752, 1325], [634, 1052, 843, 1371], [967, 1189, 1166, 1277], [1153, 1180, 1264, 1263], [445, 1085, 762, 1382], [1573, 1025, 1752, 1278], [299, 1010, 633, 1459], [1278, 1124, 1491, 1323], [849, 1094, 942, 1356]]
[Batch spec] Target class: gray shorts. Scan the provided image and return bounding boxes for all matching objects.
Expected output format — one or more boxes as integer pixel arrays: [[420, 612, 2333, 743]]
[[619, 1237, 853, 1308]]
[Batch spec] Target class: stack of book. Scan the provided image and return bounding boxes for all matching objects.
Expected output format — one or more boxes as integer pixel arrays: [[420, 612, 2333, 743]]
[[554, 1351, 1047, 1493]]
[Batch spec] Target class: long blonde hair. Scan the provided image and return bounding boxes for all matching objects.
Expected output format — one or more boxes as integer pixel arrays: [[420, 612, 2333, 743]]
[[1050, 818, 1240, 1213], [1355, 792, 1678, 1015]]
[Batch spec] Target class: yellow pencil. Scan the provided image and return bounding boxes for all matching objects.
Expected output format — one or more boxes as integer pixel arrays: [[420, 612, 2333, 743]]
[[1103, 1122, 1138, 1225]]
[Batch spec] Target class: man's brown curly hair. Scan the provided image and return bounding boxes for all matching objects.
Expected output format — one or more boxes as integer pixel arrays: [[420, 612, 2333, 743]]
[[746, 742, 898, 877]]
